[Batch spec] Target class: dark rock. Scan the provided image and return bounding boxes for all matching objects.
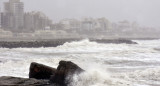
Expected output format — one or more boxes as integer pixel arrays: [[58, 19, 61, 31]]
[[0, 38, 81, 48], [0, 61, 84, 86], [50, 60, 84, 86], [0, 76, 50, 86], [29, 62, 56, 79]]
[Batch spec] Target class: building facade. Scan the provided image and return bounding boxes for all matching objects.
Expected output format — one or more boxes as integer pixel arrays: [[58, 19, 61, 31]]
[[24, 11, 53, 32], [3, 0, 24, 32], [0, 8, 1, 28]]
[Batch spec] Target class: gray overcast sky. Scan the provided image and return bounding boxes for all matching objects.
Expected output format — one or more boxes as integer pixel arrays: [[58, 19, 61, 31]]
[[0, 0, 160, 28]]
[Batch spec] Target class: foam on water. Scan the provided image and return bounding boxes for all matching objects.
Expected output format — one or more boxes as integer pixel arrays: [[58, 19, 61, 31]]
[[0, 39, 160, 86]]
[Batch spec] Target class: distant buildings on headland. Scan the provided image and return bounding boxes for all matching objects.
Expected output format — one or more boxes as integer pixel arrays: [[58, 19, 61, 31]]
[[0, 0, 52, 33], [0, 0, 159, 39]]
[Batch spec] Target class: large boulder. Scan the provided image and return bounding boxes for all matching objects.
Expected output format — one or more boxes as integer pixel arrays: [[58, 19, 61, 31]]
[[0, 61, 84, 86], [29, 62, 56, 79], [50, 60, 84, 86]]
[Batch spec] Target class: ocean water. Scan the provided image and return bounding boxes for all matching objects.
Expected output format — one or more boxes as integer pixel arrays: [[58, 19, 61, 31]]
[[0, 39, 160, 86]]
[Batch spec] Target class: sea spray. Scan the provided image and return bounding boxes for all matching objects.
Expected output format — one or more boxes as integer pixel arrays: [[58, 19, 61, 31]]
[[0, 39, 160, 85]]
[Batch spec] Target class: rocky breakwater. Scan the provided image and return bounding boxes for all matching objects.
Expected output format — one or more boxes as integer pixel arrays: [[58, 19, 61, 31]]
[[0, 38, 137, 48], [0, 61, 84, 86], [0, 38, 81, 48]]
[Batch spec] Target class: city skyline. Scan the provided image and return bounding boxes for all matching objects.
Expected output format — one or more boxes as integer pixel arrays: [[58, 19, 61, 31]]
[[0, 0, 160, 40], [0, 0, 160, 28]]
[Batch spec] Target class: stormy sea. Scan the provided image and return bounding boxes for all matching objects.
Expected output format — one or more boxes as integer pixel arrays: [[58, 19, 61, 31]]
[[0, 39, 160, 86]]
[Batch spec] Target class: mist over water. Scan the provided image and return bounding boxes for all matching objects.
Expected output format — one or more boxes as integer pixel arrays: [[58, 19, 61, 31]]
[[22, 0, 160, 27], [0, 39, 160, 86], [0, 0, 160, 85], [1, 0, 160, 28]]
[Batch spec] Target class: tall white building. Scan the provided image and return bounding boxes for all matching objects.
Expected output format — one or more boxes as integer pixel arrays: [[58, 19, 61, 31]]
[[0, 8, 1, 28], [13, 1, 24, 29], [4, 0, 24, 31]]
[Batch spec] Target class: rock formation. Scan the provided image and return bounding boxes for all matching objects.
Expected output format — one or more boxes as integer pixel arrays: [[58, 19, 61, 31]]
[[0, 76, 50, 86], [29, 62, 56, 79], [50, 61, 84, 85], [0, 61, 84, 86]]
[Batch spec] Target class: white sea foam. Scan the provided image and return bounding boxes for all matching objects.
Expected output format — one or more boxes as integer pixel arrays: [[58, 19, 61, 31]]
[[0, 39, 160, 86]]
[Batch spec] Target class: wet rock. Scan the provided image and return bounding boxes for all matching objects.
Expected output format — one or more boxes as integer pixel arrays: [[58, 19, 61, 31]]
[[29, 62, 56, 79], [0, 76, 50, 86], [0, 61, 84, 86], [50, 60, 84, 85], [0, 38, 80, 48]]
